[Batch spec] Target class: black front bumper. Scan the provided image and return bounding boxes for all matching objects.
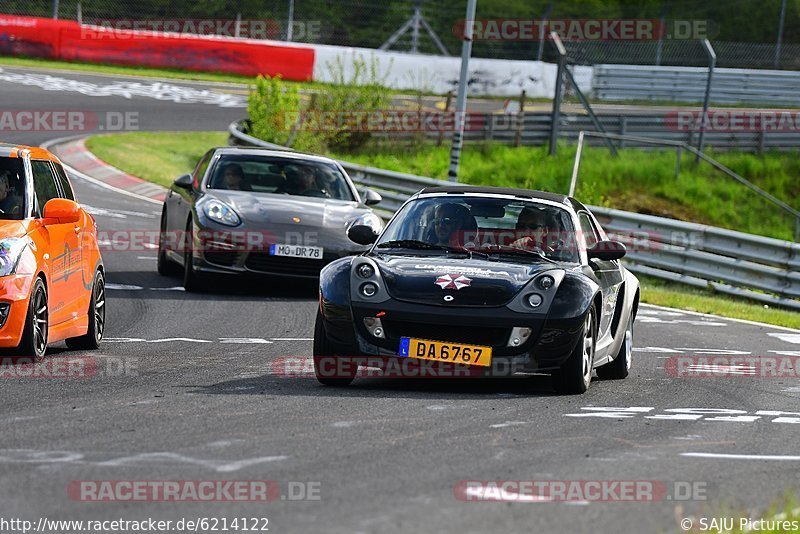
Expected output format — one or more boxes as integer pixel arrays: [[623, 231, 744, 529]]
[[322, 299, 585, 373]]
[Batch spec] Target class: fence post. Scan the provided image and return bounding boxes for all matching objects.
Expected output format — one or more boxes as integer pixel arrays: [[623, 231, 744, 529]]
[[77, 2, 81, 24], [775, 0, 787, 68], [437, 91, 453, 147], [235, 13, 242, 39], [549, 32, 566, 156], [675, 146, 681, 179], [52, 0, 59, 19], [514, 89, 526, 147], [696, 39, 716, 162], [286, 0, 295, 41], [619, 116, 627, 148]]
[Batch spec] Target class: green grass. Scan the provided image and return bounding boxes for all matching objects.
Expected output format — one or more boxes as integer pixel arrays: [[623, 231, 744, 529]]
[[331, 141, 800, 242], [638, 275, 800, 329], [84, 131, 800, 328], [85, 132, 228, 188]]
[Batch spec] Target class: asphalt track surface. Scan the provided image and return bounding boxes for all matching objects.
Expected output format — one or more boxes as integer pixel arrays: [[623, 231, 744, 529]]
[[1, 65, 799, 534]]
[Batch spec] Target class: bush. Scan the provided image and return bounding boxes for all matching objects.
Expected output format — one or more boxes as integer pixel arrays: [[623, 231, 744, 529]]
[[246, 54, 391, 153]]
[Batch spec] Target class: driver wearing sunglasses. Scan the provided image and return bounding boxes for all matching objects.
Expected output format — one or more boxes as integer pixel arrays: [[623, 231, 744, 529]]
[[430, 203, 471, 246], [510, 206, 555, 252]]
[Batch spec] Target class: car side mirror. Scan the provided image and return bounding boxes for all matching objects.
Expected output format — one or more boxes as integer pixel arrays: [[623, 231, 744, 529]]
[[348, 224, 379, 246], [362, 188, 382, 206], [43, 198, 80, 224], [587, 240, 626, 261], [174, 174, 193, 189]]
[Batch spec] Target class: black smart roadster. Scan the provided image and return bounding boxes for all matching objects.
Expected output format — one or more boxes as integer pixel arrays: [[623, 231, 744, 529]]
[[314, 186, 639, 394]]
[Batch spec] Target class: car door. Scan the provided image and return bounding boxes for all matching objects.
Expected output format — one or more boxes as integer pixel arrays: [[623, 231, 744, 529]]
[[51, 161, 91, 315], [578, 211, 622, 340], [166, 150, 214, 257], [31, 159, 79, 326]]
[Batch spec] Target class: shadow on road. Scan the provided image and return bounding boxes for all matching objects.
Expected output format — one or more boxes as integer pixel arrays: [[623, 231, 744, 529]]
[[189, 373, 560, 399]]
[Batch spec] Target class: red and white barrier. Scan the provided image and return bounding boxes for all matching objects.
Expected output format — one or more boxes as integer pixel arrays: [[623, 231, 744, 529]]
[[0, 14, 591, 96]]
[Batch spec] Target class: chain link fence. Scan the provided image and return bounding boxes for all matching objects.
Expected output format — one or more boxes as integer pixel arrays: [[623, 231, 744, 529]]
[[3, 0, 800, 68]]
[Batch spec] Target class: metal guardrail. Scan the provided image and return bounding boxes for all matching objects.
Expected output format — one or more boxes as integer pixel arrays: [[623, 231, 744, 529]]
[[593, 64, 800, 106], [228, 120, 800, 311]]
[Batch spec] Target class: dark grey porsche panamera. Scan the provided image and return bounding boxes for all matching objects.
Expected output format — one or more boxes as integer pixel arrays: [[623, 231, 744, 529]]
[[157, 147, 383, 291]]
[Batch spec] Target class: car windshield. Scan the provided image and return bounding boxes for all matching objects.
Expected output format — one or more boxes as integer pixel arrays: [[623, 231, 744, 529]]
[[206, 155, 355, 201], [0, 157, 26, 220], [375, 196, 580, 263]]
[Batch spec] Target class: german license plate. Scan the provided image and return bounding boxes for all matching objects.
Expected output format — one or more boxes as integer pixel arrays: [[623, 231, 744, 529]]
[[269, 244, 324, 259], [398, 337, 492, 367]]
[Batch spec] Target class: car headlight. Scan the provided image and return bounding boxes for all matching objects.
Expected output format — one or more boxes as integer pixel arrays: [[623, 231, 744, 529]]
[[349, 212, 383, 234], [203, 199, 241, 226], [0, 238, 29, 277]]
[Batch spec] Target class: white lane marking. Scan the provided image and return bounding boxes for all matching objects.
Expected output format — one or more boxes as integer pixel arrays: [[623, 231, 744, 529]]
[[490, 421, 528, 428], [148, 338, 213, 343], [637, 316, 727, 327], [137, 256, 157, 260], [640, 303, 800, 333], [674, 348, 751, 355], [768, 333, 800, 344], [681, 364, 756, 375], [461, 485, 553, 503], [0, 70, 246, 107], [220, 338, 273, 344], [634, 347, 681, 353], [770, 350, 800, 356], [104, 337, 146, 342], [271, 338, 313, 341], [331, 421, 357, 428], [82, 204, 157, 219], [637, 309, 685, 317], [682, 453, 800, 461], [105, 283, 144, 290]]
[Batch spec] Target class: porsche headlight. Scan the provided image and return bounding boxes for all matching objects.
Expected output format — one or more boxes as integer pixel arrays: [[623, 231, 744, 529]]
[[349, 212, 383, 234], [203, 199, 241, 227], [0, 238, 29, 277]]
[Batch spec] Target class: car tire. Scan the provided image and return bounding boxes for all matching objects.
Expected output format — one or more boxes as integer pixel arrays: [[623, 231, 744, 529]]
[[313, 310, 356, 387], [597, 312, 633, 380], [552, 305, 596, 395], [66, 270, 105, 350], [182, 219, 203, 292], [157, 208, 179, 276], [17, 277, 48, 362]]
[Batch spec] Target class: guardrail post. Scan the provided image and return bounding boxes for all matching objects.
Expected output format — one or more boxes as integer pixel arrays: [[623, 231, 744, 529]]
[[514, 90, 526, 147], [437, 91, 453, 147], [675, 146, 681, 179], [696, 39, 716, 162], [548, 32, 566, 157], [569, 131, 585, 197], [795, 216, 799, 243]]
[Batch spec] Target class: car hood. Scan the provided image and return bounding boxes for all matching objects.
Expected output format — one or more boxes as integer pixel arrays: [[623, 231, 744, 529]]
[[372, 254, 559, 307], [205, 191, 372, 251], [0, 220, 31, 239]]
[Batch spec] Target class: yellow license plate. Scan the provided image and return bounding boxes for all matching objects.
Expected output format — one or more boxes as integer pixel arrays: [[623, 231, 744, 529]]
[[399, 337, 492, 367]]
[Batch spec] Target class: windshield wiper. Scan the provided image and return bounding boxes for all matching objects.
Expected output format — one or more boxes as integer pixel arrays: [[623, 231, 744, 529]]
[[376, 240, 490, 258], [476, 245, 559, 264]]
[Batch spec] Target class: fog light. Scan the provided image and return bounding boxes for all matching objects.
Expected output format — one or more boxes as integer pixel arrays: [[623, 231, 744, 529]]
[[363, 317, 385, 338], [527, 294, 543, 308], [507, 326, 533, 347], [538, 275, 555, 290], [357, 263, 374, 279], [360, 283, 378, 297], [0, 302, 9, 328]]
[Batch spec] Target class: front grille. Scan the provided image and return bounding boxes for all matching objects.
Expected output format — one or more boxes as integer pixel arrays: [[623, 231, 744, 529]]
[[383, 320, 509, 347], [244, 252, 332, 276], [204, 250, 240, 267]]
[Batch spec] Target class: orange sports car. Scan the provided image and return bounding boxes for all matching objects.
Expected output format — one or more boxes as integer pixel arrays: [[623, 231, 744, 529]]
[[0, 143, 105, 361]]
